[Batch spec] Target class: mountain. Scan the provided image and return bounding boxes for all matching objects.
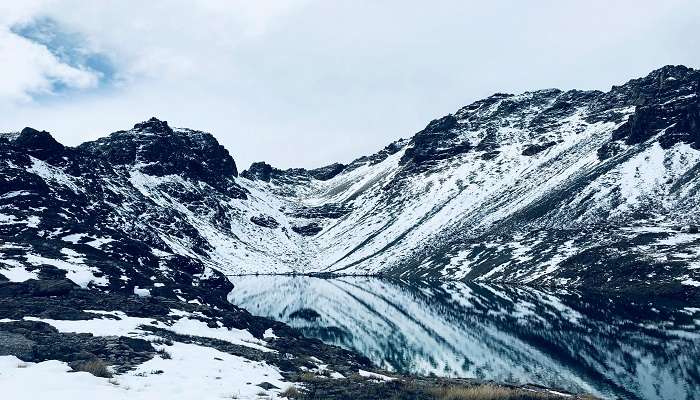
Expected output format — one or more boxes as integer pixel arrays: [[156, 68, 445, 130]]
[[1, 65, 700, 302]]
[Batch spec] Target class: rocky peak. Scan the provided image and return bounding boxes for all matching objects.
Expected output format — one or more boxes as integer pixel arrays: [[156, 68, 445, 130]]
[[402, 66, 700, 167], [241, 162, 273, 182], [601, 65, 699, 151], [80, 119, 243, 197], [132, 117, 173, 134], [241, 161, 346, 183], [12, 127, 65, 160]]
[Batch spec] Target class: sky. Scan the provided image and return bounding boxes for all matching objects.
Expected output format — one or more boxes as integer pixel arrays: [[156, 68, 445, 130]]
[[0, 1, 699, 170]]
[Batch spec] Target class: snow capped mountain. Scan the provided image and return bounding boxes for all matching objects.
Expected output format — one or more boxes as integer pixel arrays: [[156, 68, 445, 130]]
[[1, 65, 699, 301]]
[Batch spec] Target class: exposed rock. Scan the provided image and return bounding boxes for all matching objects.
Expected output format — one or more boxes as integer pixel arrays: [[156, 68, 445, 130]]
[[251, 214, 280, 228], [522, 141, 556, 156], [13, 127, 65, 160], [400, 115, 471, 169], [241, 161, 274, 181], [0, 331, 36, 360], [79, 117, 245, 198], [242, 162, 345, 183], [291, 203, 350, 219], [292, 223, 323, 236]]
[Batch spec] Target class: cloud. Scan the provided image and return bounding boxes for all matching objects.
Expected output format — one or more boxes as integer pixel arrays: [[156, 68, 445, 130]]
[[0, 1, 105, 102], [0, 1, 698, 169], [0, 0, 308, 103], [25, 0, 310, 81], [0, 27, 99, 102]]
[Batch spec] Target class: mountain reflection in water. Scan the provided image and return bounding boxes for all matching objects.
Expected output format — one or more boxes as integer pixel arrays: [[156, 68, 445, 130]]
[[228, 276, 700, 400]]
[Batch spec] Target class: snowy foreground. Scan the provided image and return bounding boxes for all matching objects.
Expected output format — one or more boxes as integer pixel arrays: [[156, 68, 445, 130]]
[[0, 277, 589, 400], [1, 349, 284, 400], [0, 277, 385, 400], [0, 310, 289, 400]]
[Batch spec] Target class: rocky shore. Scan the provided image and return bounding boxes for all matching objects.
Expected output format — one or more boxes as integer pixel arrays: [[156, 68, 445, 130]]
[[0, 278, 593, 399]]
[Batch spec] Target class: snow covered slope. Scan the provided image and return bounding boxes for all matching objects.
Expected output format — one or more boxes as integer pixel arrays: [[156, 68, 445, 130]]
[[1, 65, 699, 299]]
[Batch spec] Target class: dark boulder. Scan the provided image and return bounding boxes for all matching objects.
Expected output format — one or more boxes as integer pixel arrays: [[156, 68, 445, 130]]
[[522, 141, 556, 156], [33, 279, 77, 297], [0, 332, 36, 360], [250, 214, 280, 228], [291, 223, 323, 236]]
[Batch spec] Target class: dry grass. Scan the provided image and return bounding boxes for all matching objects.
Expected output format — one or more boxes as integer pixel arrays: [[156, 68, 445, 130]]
[[429, 384, 560, 400], [279, 386, 301, 398], [151, 337, 174, 346], [156, 348, 172, 359], [73, 359, 113, 378], [297, 372, 324, 383]]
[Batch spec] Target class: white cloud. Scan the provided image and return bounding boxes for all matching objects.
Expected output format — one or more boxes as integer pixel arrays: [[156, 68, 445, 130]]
[[0, 0, 308, 102], [28, 0, 310, 81], [0, 27, 99, 102]]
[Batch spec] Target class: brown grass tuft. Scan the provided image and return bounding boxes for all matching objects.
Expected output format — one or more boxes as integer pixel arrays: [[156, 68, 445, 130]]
[[156, 348, 172, 359], [280, 386, 301, 398], [429, 384, 561, 400], [297, 372, 324, 382], [73, 359, 113, 378]]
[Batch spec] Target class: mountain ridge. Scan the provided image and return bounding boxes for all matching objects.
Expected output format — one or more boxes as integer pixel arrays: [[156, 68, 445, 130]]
[[1, 64, 699, 302]]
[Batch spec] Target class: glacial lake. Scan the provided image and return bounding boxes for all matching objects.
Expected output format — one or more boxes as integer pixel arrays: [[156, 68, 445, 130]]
[[228, 276, 700, 400]]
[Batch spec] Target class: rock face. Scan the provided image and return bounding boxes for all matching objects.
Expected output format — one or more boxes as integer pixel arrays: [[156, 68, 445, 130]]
[[241, 161, 346, 183], [80, 118, 245, 197], [1, 66, 700, 300]]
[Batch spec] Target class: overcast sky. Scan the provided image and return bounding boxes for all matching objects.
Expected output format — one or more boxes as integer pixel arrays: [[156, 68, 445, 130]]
[[1, 1, 699, 169]]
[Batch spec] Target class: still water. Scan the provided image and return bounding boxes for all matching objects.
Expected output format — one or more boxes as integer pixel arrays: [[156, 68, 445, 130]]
[[228, 276, 700, 400]]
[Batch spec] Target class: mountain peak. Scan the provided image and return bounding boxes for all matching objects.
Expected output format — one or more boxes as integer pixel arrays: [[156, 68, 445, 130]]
[[133, 117, 173, 134], [242, 161, 274, 181], [12, 127, 65, 160], [650, 64, 695, 79], [79, 119, 243, 196]]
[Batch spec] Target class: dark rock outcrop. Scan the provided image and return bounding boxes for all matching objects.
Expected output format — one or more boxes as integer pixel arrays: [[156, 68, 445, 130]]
[[292, 223, 323, 236], [251, 214, 280, 229], [400, 115, 471, 170], [80, 117, 245, 198], [522, 141, 556, 156], [13, 127, 65, 160], [242, 162, 345, 183], [603, 65, 700, 149]]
